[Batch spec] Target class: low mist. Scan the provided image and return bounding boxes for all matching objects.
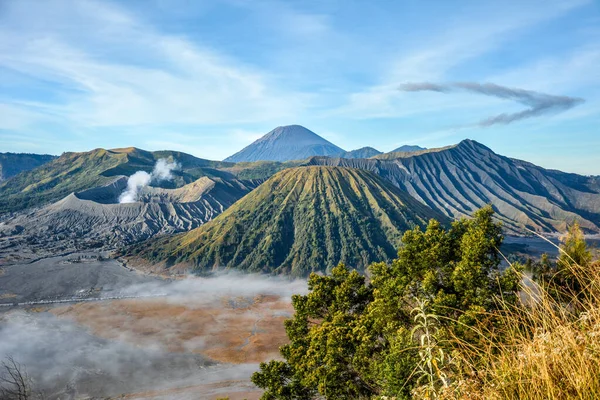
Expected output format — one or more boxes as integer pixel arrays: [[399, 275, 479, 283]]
[[0, 273, 306, 399], [116, 271, 307, 303]]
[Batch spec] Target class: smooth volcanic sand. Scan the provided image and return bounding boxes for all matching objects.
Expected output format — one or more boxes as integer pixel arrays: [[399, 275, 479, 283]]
[[0, 253, 159, 303]]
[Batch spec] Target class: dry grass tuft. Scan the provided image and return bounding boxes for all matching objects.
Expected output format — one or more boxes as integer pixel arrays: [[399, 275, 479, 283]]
[[437, 246, 600, 399]]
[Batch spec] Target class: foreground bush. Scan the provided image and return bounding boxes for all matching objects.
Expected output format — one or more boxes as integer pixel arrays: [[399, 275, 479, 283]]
[[252, 206, 522, 399], [252, 208, 599, 399], [446, 228, 600, 400]]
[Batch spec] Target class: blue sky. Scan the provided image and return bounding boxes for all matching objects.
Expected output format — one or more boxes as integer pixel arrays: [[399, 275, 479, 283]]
[[0, 0, 599, 174]]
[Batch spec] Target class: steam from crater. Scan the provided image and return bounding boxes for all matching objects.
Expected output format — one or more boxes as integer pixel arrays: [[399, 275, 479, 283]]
[[152, 158, 179, 181], [119, 159, 180, 203]]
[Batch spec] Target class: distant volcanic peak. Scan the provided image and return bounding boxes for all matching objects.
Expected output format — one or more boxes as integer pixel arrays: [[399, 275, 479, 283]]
[[391, 145, 426, 153], [223, 125, 346, 163], [373, 143, 456, 160], [260, 125, 339, 146], [264, 124, 318, 138], [358, 146, 379, 151], [455, 139, 494, 153], [341, 147, 383, 159]]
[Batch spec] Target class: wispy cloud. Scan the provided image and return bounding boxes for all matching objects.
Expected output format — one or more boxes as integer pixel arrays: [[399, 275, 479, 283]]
[[0, 0, 309, 131], [335, 0, 590, 119], [399, 82, 584, 126]]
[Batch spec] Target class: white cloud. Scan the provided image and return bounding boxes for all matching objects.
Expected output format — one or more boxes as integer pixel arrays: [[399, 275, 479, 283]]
[[334, 0, 591, 119], [0, 0, 310, 130]]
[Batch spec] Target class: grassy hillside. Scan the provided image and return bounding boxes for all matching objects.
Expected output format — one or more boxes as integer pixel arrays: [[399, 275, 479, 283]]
[[132, 166, 447, 276], [0, 147, 235, 214], [0, 149, 126, 214], [0, 152, 57, 182]]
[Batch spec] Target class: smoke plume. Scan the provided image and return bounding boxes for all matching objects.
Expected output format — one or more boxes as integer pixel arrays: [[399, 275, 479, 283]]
[[398, 82, 584, 126], [119, 159, 180, 203]]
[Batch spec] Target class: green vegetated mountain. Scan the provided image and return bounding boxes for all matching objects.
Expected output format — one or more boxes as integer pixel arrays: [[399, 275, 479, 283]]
[[0, 149, 129, 214], [308, 139, 600, 233], [4, 125, 597, 239], [131, 166, 447, 276], [100, 147, 235, 185], [0, 147, 245, 214], [0, 152, 57, 182]]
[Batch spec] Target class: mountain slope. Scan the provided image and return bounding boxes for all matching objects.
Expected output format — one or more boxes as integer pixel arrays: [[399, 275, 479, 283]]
[[0, 148, 234, 214], [223, 125, 345, 162], [131, 166, 446, 276], [308, 140, 600, 233], [0, 153, 57, 182], [0, 176, 260, 263], [340, 147, 382, 159], [390, 145, 426, 153], [373, 145, 452, 160]]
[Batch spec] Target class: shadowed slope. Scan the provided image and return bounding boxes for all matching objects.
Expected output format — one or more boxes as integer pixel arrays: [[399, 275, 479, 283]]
[[0, 152, 57, 182], [131, 166, 446, 276]]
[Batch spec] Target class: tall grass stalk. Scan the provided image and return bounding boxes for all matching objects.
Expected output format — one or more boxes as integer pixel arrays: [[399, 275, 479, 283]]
[[441, 236, 600, 400]]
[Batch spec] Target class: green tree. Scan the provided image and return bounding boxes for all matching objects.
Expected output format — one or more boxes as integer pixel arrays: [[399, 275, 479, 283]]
[[366, 206, 520, 339], [252, 206, 522, 399], [253, 264, 373, 399], [531, 253, 553, 282], [558, 221, 592, 269], [534, 221, 593, 301]]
